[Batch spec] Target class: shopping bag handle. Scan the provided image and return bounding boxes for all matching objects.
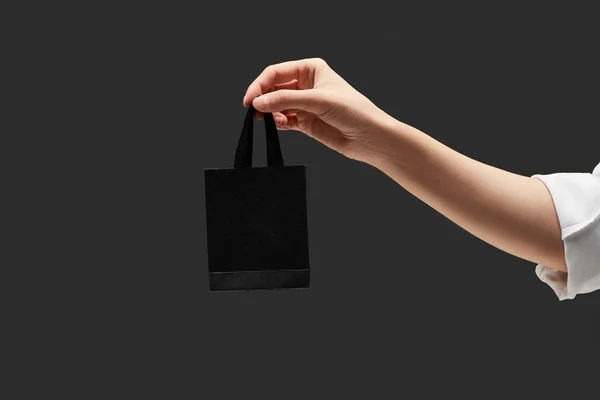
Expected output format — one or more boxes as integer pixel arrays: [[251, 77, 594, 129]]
[[234, 103, 284, 168]]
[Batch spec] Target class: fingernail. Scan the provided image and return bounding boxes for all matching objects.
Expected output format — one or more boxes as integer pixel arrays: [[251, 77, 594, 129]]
[[242, 95, 247, 105], [274, 117, 284, 125], [253, 96, 267, 109]]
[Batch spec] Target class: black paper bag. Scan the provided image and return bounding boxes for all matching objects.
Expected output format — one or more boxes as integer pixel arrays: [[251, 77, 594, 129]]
[[204, 105, 310, 291]]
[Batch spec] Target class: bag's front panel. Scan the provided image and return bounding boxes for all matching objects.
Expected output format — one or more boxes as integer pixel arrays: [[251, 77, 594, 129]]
[[205, 166, 309, 290]]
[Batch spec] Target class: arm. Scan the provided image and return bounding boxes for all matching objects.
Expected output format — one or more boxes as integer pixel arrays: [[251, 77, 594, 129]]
[[361, 115, 566, 272], [244, 58, 567, 272]]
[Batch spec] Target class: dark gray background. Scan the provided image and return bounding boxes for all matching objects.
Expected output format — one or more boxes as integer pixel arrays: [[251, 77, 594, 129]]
[[6, 2, 599, 398]]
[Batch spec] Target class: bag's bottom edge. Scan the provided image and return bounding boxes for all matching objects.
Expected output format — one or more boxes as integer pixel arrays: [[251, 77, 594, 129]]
[[209, 269, 310, 291]]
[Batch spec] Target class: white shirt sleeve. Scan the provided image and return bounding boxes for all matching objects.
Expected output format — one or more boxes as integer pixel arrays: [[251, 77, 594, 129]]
[[532, 162, 600, 300]]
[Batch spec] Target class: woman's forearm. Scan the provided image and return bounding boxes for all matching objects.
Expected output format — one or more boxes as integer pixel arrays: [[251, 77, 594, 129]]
[[363, 115, 567, 272]]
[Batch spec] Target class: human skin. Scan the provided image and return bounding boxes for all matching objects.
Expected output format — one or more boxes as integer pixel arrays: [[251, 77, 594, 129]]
[[243, 58, 567, 272]]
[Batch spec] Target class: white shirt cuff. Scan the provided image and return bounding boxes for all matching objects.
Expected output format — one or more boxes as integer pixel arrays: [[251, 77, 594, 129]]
[[532, 170, 600, 300]]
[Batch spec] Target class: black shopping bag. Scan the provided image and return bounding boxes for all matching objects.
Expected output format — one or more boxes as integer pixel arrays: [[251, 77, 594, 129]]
[[204, 105, 310, 291]]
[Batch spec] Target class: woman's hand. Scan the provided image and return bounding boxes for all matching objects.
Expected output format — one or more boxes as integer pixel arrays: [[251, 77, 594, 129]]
[[243, 58, 395, 163]]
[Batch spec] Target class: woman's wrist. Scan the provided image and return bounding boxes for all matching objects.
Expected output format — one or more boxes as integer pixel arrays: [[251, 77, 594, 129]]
[[359, 112, 422, 172]]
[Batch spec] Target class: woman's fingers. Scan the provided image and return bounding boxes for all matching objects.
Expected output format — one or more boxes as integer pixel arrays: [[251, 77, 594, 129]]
[[243, 59, 314, 106], [258, 81, 300, 119], [249, 80, 298, 120], [257, 108, 298, 123], [252, 89, 331, 116]]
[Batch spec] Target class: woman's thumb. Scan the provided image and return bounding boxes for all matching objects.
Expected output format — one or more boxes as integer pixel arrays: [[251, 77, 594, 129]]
[[252, 89, 329, 115]]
